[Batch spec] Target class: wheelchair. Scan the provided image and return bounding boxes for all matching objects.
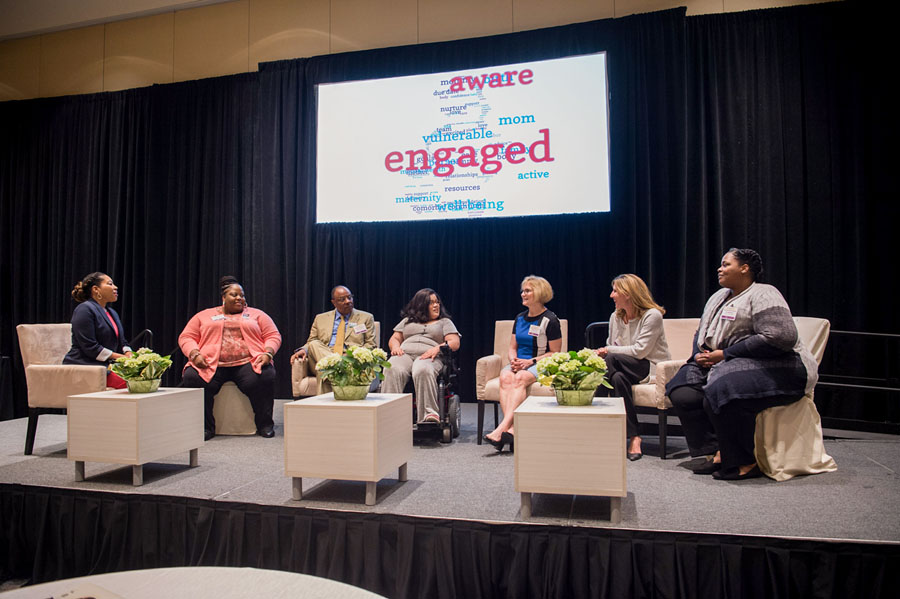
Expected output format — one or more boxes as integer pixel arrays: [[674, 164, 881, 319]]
[[411, 345, 461, 444]]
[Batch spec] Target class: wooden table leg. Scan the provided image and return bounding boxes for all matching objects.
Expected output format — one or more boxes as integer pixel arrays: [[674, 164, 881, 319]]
[[365, 481, 376, 506], [292, 477, 303, 500], [520, 492, 532, 518], [189, 448, 199, 467], [398, 462, 408, 482], [75, 461, 85, 482], [609, 496, 622, 524], [133, 464, 143, 486]]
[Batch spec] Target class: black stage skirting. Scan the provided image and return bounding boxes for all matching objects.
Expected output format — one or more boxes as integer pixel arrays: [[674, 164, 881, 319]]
[[2, 483, 898, 599]]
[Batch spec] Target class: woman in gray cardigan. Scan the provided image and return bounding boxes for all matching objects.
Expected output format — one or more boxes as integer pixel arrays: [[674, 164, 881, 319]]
[[595, 274, 670, 461], [666, 249, 818, 480]]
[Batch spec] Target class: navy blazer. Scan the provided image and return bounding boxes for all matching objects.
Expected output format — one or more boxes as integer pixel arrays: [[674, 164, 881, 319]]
[[63, 299, 130, 365]]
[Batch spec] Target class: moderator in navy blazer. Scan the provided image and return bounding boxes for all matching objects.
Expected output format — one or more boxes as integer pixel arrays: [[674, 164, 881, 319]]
[[63, 299, 131, 365]]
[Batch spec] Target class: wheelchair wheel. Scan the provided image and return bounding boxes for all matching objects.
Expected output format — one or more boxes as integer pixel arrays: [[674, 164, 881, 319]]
[[448, 394, 461, 438], [441, 425, 452, 444]]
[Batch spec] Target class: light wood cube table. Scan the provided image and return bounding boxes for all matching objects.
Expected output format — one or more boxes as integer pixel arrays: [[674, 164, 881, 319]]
[[284, 392, 412, 506], [514, 395, 626, 523], [67, 387, 204, 486]]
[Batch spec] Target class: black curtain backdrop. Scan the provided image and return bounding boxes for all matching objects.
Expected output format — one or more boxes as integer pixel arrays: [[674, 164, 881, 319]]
[[2, 483, 899, 598], [1, 4, 895, 422]]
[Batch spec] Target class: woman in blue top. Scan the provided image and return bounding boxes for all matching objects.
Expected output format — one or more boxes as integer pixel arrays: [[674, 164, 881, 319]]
[[484, 275, 562, 451]]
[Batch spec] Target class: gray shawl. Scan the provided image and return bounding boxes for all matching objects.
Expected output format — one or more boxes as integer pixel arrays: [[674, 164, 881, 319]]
[[666, 283, 818, 412]]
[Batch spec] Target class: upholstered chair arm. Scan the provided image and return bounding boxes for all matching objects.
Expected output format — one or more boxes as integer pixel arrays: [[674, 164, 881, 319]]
[[475, 354, 502, 401], [291, 358, 312, 397], [654, 359, 687, 409], [24, 364, 107, 409]]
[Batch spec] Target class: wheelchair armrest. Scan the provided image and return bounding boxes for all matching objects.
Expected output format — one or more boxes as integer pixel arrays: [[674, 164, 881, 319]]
[[475, 354, 502, 401], [654, 358, 687, 409], [438, 345, 459, 382]]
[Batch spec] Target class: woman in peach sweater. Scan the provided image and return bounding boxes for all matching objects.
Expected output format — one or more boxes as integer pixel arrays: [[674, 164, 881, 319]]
[[179, 276, 282, 440]]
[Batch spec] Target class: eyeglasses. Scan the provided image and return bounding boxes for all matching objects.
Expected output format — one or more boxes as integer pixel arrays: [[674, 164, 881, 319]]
[[333, 294, 353, 303]]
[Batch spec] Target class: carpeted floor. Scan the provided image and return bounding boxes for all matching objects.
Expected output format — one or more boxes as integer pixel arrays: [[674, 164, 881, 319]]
[[1, 400, 898, 542]]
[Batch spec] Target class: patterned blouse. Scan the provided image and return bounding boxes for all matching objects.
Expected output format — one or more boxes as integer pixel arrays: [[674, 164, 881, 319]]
[[218, 313, 251, 367]]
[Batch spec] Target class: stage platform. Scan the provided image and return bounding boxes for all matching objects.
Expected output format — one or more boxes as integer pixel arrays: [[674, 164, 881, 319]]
[[2, 401, 898, 542], [2, 400, 899, 598]]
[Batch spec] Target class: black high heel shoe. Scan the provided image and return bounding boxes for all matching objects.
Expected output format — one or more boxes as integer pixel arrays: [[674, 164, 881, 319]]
[[712, 464, 762, 480], [483, 434, 506, 452], [501, 432, 514, 453], [692, 457, 721, 475]]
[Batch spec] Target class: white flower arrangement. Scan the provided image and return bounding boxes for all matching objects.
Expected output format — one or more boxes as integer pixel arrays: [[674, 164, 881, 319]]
[[315, 346, 390, 386], [108, 347, 173, 381], [536, 348, 614, 391]]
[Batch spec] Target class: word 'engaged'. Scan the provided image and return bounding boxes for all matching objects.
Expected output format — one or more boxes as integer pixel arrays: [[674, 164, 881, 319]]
[[385, 129, 554, 177]]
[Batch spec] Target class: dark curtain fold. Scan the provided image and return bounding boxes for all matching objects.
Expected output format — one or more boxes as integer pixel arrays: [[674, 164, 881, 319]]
[[683, 5, 897, 423], [143, 74, 259, 367], [253, 59, 309, 356], [0, 3, 894, 424], [0, 74, 260, 394], [2, 484, 899, 598], [683, 5, 871, 320]]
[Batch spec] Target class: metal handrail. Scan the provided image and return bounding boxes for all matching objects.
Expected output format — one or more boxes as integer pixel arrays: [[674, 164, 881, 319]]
[[817, 382, 899, 393], [130, 329, 153, 349], [818, 328, 899, 393], [584, 322, 900, 394], [584, 321, 610, 347], [829, 330, 900, 339]]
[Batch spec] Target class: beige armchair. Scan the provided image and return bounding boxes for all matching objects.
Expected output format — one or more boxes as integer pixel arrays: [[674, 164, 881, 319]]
[[652, 316, 835, 474], [474, 319, 568, 443], [631, 318, 701, 458], [291, 322, 381, 397], [754, 316, 836, 480], [16, 323, 107, 455]]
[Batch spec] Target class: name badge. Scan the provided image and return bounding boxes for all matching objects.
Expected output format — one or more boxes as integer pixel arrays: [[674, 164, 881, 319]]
[[211, 315, 225, 321], [721, 306, 738, 321], [354, 324, 367, 334], [528, 324, 542, 337], [242, 312, 250, 318]]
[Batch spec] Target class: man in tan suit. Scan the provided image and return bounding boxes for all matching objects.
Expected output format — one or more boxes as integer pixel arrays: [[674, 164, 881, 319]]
[[291, 285, 376, 393]]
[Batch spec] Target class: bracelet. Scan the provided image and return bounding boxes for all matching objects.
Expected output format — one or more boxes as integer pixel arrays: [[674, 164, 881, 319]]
[[264, 351, 274, 359]]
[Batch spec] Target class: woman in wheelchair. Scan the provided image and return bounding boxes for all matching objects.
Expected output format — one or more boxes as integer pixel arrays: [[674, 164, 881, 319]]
[[381, 288, 461, 424], [595, 274, 670, 461], [484, 275, 562, 452]]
